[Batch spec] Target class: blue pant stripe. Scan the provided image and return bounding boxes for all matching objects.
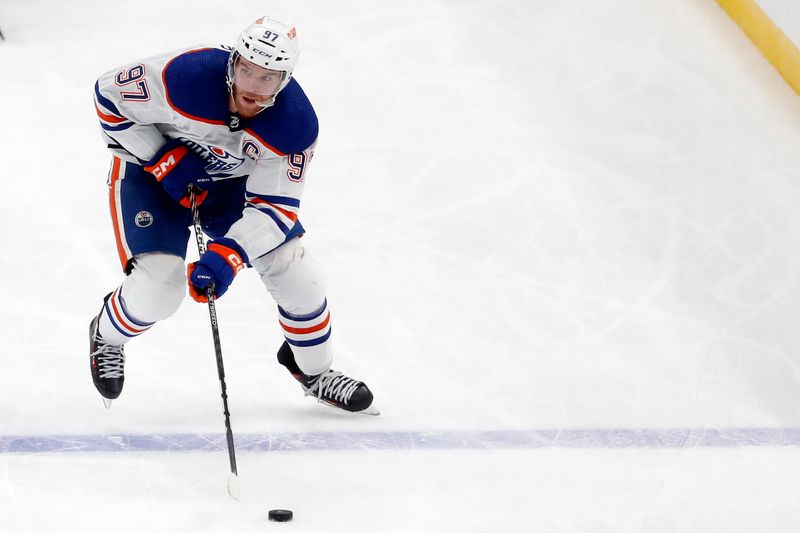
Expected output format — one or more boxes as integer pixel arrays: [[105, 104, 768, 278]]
[[103, 301, 136, 338], [285, 328, 332, 348], [117, 290, 155, 327], [278, 299, 328, 322]]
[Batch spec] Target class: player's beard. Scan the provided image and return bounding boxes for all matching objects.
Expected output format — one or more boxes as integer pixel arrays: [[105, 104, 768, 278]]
[[232, 89, 273, 118]]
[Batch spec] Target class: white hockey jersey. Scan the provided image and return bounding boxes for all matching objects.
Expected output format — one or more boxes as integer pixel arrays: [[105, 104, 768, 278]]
[[93, 45, 318, 260]]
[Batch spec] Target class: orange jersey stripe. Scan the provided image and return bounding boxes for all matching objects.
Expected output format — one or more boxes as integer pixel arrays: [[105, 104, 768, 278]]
[[248, 198, 298, 222], [95, 102, 128, 124], [268, 202, 298, 222], [108, 157, 128, 271], [280, 312, 330, 335]]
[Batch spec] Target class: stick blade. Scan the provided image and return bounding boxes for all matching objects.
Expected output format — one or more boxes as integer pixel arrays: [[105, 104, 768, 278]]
[[227, 473, 241, 500]]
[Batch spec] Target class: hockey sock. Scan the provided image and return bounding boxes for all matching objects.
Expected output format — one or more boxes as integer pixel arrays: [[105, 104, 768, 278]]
[[278, 299, 332, 376], [97, 287, 155, 345]]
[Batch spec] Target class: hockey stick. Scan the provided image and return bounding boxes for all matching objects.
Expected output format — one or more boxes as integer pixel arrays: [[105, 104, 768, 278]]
[[190, 188, 240, 501]]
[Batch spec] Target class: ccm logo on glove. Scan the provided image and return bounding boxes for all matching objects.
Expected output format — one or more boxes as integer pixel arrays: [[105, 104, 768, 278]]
[[147, 149, 183, 180], [144, 144, 191, 181], [187, 238, 249, 303], [144, 141, 212, 208], [226, 252, 244, 272]]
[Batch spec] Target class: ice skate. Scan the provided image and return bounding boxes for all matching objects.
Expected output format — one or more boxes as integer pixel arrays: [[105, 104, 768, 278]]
[[89, 315, 126, 408], [278, 341, 379, 415]]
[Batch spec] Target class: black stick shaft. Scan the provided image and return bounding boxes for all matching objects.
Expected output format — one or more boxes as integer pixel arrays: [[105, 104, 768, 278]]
[[190, 190, 238, 477]]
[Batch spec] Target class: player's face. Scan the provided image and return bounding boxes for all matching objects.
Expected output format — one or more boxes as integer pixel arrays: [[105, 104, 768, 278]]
[[231, 57, 284, 118]]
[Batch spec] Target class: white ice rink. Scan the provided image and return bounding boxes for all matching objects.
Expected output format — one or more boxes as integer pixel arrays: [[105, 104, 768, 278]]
[[2, 0, 800, 531]]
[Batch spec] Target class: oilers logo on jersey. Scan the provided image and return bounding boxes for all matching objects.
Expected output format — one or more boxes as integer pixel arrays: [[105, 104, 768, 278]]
[[182, 139, 246, 179]]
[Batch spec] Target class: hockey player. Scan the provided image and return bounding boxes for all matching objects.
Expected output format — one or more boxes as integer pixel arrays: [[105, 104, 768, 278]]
[[89, 16, 376, 414]]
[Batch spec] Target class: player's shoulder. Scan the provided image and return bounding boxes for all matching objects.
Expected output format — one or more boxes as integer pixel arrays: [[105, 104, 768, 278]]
[[245, 78, 318, 156], [161, 45, 230, 124]]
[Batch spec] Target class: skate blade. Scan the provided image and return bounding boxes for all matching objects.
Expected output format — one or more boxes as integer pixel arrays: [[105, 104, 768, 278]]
[[315, 398, 381, 416], [102, 398, 113, 409], [359, 404, 381, 416]]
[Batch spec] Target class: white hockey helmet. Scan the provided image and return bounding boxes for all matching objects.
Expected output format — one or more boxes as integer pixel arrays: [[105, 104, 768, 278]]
[[227, 16, 300, 109]]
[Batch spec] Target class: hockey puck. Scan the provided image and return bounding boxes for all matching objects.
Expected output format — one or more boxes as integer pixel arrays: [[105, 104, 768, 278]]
[[268, 509, 293, 522]]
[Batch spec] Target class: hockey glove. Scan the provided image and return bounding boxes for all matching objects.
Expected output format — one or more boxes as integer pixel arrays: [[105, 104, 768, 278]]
[[187, 238, 249, 302], [144, 140, 212, 208]]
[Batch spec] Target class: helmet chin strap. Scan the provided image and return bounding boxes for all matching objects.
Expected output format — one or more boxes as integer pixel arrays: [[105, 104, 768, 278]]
[[255, 95, 277, 109], [229, 90, 276, 116]]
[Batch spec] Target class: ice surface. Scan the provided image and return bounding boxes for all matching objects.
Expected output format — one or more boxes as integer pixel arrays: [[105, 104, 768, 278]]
[[2, 0, 800, 531]]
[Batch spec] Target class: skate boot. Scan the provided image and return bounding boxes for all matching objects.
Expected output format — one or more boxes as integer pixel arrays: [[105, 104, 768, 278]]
[[277, 341, 379, 415], [89, 315, 126, 408]]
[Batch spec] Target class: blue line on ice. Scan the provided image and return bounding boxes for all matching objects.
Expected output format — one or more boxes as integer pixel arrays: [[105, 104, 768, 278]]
[[2, 428, 800, 453]]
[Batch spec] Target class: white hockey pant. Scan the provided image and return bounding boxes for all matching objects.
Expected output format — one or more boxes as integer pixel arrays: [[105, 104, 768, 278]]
[[97, 253, 185, 345], [96, 239, 332, 376], [250, 238, 332, 376]]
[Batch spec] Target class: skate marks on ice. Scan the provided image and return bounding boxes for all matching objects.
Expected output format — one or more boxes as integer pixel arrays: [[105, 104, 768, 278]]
[[3, 427, 800, 453]]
